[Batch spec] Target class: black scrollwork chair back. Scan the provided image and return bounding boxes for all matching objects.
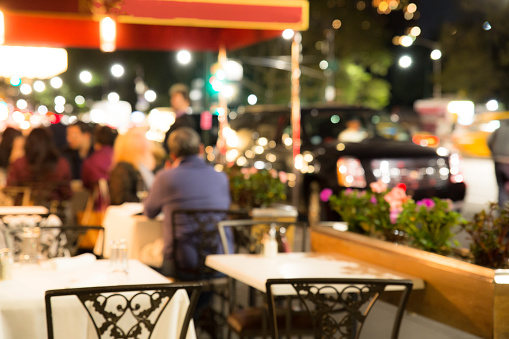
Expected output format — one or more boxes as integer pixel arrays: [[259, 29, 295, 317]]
[[45, 282, 202, 339], [266, 278, 413, 339], [2, 225, 105, 260], [217, 220, 308, 339], [170, 209, 248, 280]]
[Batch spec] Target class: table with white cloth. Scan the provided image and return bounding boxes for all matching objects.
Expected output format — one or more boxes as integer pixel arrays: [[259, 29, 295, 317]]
[[96, 203, 164, 267], [205, 252, 425, 294], [0, 256, 196, 339]]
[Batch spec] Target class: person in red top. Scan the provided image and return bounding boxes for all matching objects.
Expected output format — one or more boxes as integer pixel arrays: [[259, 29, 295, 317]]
[[81, 125, 117, 190], [7, 127, 72, 210]]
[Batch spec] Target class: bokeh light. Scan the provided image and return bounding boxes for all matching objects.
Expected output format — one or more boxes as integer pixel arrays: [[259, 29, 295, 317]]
[[176, 50, 191, 65], [111, 64, 125, 77]]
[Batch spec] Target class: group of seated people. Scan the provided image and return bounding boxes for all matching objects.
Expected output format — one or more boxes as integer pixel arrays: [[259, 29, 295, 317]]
[[0, 122, 166, 219], [0, 121, 230, 274]]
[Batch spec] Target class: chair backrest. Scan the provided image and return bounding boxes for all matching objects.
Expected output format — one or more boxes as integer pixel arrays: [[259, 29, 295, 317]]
[[265, 278, 413, 339], [45, 282, 202, 339], [171, 209, 248, 279], [0, 186, 32, 206], [217, 219, 308, 254], [2, 225, 105, 260]]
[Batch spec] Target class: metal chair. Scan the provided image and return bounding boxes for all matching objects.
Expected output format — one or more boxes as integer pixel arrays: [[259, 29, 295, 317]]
[[45, 282, 202, 339], [170, 209, 249, 337], [2, 225, 105, 260], [266, 278, 414, 339], [217, 219, 308, 339]]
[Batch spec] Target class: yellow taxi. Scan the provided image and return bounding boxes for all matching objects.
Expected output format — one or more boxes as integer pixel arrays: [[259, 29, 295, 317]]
[[451, 111, 509, 157]]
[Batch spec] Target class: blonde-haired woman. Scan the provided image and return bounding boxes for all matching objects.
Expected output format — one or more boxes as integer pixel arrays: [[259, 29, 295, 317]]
[[109, 127, 156, 205]]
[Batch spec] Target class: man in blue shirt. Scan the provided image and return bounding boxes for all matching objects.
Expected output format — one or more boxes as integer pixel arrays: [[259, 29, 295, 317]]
[[144, 127, 231, 277]]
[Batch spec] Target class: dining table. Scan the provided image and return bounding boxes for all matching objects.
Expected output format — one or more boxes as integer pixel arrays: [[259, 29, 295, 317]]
[[0, 255, 196, 339], [205, 252, 425, 294], [95, 203, 164, 267]]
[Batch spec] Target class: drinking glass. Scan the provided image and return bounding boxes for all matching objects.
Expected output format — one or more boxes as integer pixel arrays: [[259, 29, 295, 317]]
[[20, 227, 40, 264]]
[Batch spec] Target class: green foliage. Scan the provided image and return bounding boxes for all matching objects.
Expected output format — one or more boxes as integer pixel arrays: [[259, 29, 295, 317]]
[[461, 202, 509, 269], [399, 198, 463, 255], [328, 189, 370, 234], [328, 183, 409, 239], [224, 166, 287, 209], [328, 183, 460, 250], [439, 1, 509, 104]]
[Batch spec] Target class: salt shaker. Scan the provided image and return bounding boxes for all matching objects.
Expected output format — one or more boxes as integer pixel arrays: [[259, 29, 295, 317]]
[[0, 248, 13, 280], [262, 225, 278, 258]]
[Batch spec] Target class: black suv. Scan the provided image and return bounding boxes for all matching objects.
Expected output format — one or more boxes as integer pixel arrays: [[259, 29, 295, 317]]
[[223, 104, 467, 220]]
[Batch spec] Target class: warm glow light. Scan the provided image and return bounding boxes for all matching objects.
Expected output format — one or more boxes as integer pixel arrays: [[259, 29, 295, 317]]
[[100, 17, 116, 52], [144, 90, 157, 102], [282, 29, 295, 40], [406, 3, 417, 13], [111, 64, 124, 77], [0, 11, 4, 45], [33, 80, 45, 92], [75, 95, 85, 106], [0, 102, 8, 121], [79, 70, 92, 84], [50, 77, 63, 89], [54, 96, 65, 106], [108, 92, 120, 103], [176, 50, 191, 65], [20, 84, 32, 95], [398, 55, 412, 68], [400, 35, 414, 47], [410, 26, 421, 36], [247, 94, 257, 105], [430, 49, 442, 60], [0, 46, 67, 79], [487, 99, 499, 111]]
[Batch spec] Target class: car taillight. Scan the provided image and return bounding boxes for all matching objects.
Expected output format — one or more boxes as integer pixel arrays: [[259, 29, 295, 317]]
[[337, 156, 366, 188], [449, 153, 464, 183]]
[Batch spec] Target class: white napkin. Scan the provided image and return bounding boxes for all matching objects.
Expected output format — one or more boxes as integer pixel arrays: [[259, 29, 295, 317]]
[[140, 239, 164, 268], [49, 253, 97, 271], [121, 203, 144, 216]]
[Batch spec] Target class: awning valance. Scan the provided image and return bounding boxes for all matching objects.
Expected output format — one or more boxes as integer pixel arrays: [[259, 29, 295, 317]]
[[2, 0, 309, 51]]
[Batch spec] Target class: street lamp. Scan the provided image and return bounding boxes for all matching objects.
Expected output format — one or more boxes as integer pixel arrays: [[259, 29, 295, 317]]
[[398, 55, 412, 68], [396, 35, 442, 98]]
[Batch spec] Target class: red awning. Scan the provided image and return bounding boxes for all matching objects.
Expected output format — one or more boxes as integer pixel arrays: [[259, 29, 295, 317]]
[[2, 0, 309, 51]]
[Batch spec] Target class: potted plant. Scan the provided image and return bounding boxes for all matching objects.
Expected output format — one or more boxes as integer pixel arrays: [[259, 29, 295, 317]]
[[461, 202, 509, 268], [224, 165, 288, 210], [327, 180, 411, 241], [398, 197, 463, 255]]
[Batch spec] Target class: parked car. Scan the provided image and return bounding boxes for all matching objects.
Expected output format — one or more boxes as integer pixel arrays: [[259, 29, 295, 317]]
[[221, 104, 467, 222]]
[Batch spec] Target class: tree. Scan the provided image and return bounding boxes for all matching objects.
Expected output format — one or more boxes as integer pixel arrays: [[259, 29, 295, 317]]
[[230, 0, 410, 109], [439, 0, 509, 105]]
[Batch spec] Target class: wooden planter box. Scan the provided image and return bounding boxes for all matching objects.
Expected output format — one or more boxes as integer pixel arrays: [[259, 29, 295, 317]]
[[310, 225, 501, 339]]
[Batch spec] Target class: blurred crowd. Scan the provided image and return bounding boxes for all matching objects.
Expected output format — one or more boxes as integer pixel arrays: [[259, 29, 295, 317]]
[[0, 83, 196, 225]]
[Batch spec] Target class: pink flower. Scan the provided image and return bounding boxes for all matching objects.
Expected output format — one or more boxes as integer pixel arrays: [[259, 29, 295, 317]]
[[390, 210, 400, 224], [370, 196, 377, 204], [278, 171, 287, 184], [241, 168, 249, 175], [370, 180, 388, 193], [248, 167, 258, 174], [384, 187, 410, 211], [320, 188, 333, 202], [417, 198, 435, 209], [344, 188, 354, 195], [269, 169, 278, 179]]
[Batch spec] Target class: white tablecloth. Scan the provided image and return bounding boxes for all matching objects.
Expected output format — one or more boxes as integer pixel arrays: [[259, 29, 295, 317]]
[[96, 203, 164, 267], [206, 252, 425, 294], [0, 258, 196, 339]]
